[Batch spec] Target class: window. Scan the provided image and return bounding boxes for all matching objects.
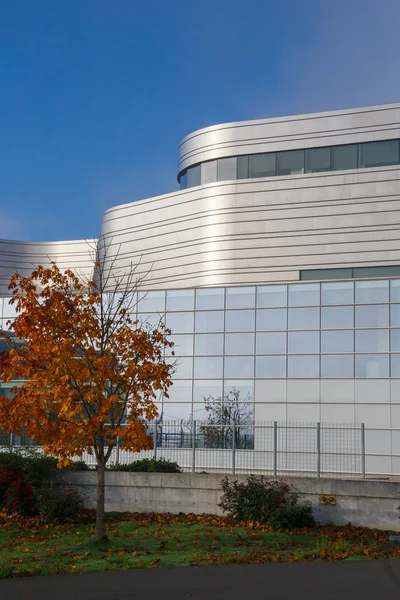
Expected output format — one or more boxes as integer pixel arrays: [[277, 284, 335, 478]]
[[169, 357, 193, 379], [288, 331, 319, 354], [288, 307, 319, 330], [201, 161, 217, 184], [391, 280, 400, 303], [256, 332, 286, 354], [321, 306, 354, 329], [169, 335, 194, 356], [196, 288, 225, 310], [194, 357, 223, 378], [193, 380, 223, 402], [355, 329, 389, 353], [355, 280, 389, 304], [391, 305, 400, 327], [321, 355, 354, 378], [225, 333, 254, 355], [217, 157, 237, 181], [276, 150, 304, 175], [180, 171, 187, 190], [355, 305, 389, 328], [257, 308, 287, 331], [359, 140, 399, 168], [166, 311, 195, 334], [195, 311, 224, 333], [305, 147, 331, 173], [194, 334, 224, 355], [331, 144, 358, 171], [355, 354, 389, 378], [301, 268, 352, 281], [138, 291, 165, 313], [187, 165, 201, 187], [249, 153, 276, 178], [225, 310, 255, 332], [391, 356, 400, 378], [226, 286, 255, 309], [288, 283, 320, 307], [257, 285, 287, 308], [391, 329, 400, 352], [321, 281, 354, 305], [237, 155, 249, 179], [256, 356, 286, 378], [166, 289, 195, 311], [288, 355, 319, 378], [164, 380, 192, 403], [321, 330, 354, 353], [224, 356, 254, 378]]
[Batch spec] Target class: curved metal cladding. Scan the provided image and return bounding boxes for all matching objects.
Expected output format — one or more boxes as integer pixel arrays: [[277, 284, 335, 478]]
[[100, 163, 400, 290], [178, 102, 400, 175], [0, 239, 95, 296]]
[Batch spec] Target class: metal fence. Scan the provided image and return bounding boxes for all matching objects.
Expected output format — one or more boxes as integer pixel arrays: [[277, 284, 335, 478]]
[[1, 421, 366, 479]]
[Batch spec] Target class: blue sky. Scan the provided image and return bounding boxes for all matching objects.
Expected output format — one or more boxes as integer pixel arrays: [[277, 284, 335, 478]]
[[0, 0, 399, 242]]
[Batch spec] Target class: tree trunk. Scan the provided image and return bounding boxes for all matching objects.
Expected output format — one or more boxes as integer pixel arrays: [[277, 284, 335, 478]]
[[95, 455, 107, 542]]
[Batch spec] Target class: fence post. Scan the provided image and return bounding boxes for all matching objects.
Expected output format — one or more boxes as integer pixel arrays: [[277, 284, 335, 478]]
[[192, 420, 196, 474], [115, 436, 120, 465], [232, 423, 236, 475], [316, 423, 321, 480], [273, 421, 278, 477], [10, 433, 14, 453], [154, 422, 158, 460], [361, 423, 366, 479]]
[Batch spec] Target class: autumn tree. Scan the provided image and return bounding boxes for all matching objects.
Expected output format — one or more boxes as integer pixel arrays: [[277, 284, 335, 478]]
[[200, 388, 254, 450], [0, 248, 174, 541]]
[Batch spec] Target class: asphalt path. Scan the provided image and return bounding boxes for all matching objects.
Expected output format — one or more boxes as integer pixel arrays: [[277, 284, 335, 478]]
[[0, 559, 400, 599]]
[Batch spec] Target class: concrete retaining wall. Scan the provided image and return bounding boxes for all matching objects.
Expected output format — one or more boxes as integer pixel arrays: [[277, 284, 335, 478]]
[[61, 472, 400, 532]]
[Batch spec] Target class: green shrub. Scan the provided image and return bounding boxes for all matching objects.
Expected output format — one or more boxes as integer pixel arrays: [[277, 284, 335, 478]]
[[108, 457, 181, 473], [35, 483, 82, 523], [218, 476, 315, 530], [61, 460, 91, 471]]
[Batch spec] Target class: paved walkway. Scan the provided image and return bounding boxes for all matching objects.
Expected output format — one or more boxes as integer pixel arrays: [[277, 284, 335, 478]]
[[0, 559, 399, 599]]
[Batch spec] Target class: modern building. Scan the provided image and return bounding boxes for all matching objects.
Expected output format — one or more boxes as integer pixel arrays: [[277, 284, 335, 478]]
[[1, 102, 400, 476]]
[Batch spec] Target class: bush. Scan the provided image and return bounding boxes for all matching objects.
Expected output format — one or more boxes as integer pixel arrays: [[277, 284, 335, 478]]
[[61, 460, 91, 471], [108, 457, 181, 473], [218, 476, 315, 530], [35, 483, 82, 523]]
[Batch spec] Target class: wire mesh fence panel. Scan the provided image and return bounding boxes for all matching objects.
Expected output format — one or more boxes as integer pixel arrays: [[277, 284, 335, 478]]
[[0, 420, 366, 479]]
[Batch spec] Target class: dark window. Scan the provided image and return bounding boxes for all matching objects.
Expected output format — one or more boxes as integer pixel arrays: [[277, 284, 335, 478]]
[[305, 147, 331, 173], [201, 161, 217, 184], [249, 153, 276, 178], [187, 165, 201, 187], [237, 155, 249, 179], [179, 171, 187, 190], [217, 157, 237, 181], [276, 150, 304, 176], [331, 144, 358, 171], [359, 140, 399, 168]]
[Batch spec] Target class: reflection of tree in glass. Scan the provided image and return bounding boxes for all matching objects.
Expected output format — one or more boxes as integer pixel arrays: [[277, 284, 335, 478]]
[[200, 387, 254, 449]]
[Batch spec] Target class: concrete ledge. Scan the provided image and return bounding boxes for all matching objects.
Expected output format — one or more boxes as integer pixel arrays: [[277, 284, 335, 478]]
[[60, 472, 400, 531]]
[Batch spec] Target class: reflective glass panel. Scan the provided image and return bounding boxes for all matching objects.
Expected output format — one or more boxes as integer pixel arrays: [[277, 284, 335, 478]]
[[138, 313, 165, 330], [321, 330, 354, 353], [355, 354, 389, 378], [305, 147, 331, 173], [391, 280, 400, 303], [224, 356, 254, 378], [391, 329, 400, 352], [359, 140, 399, 168], [391, 305, 400, 327], [164, 380, 193, 402], [169, 357, 193, 379], [226, 286, 255, 309], [196, 288, 225, 310], [167, 334, 193, 356], [225, 333, 254, 355], [288, 307, 319, 330], [355, 305, 389, 328], [162, 402, 192, 421], [187, 164, 201, 187], [354, 266, 400, 278], [256, 308, 287, 330], [193, 380, 223, 403], [355, 280, 389, 303], [288, 355, 319, 378], [355, 329, 389, 352], [257, 285, 287, 308], [166, 311, 195, 334], [256, 332, 286, 354], [276, 150, 304, 175], [288, 283, 320, 306], [249, 153, 276, 178], [166, 289, 195, 311], [194, 334, 224, 355], [321, 281, 354, 305], [225, 310, 255, 332], [288, 331, 319, 354], [201, 160, 217, 184], [217, 157, 237, 181], [331, 144, 358, 171], [391, 355, 400, 378], [137, 291, 165, 313], [301, 268, 352, 281], [194, 357, 223, 378], [224, 380, 254, 402], [321, 306, 354, 329], [179, 171, 187, 190], [237, 155, 249, 179], [321, 355, 354, 378], [256, 356, 286, 378], [195, 311, 224, 333]]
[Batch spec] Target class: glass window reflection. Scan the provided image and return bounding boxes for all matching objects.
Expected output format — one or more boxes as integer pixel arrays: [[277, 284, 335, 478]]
[[391, 329, 400, 352], [166, 289, 195, 311], [355, 305, 389, 328], [321, 355, 354, 378], [305, 147, 331, 173], [194, 357, 223, 378], [187, 164, 201, 187], [225, 333, 254, 355], [321, 330, 354, 353], [167, 335, 193, 356], [226, 286, 255, 309], [276, 150, 304, 176], [288, 307, 319, 330], [331, 144, 358, 171], [391, 305, 400, 327], [391, 355, 400, 378], [355, 354, 389, 378], [194, 334, 224, 355], [193, 380, 223, 403], [257, 308, 287, 330], [169, 357, 193, 379], [355, 329, 389, 353], [164, 380, 193, 403], [391, 280, 400, 303], [256, 332, 286, 354], [257, 285, 287, 308], [225, 310, 255, 332], [217, 157, 237, 181], [224, 380, 254, 402], [196, 288, 225, 310], [288, 283, 320, 307], [249, 153, 276, 178], [321, 306, 354, 329], [359, 140, 399, 168], [288, 331, 319, 354], [288, 355, 319, 378], [195, 311, 224, 333], [167, 312, 195, 334], [256, 356, 286, 378], [321, 281, 354, 305], [138, 291, 165, 313], [224, 356, 254, 378], [201, 160, 217, 184], [355, 280, 389, 304]]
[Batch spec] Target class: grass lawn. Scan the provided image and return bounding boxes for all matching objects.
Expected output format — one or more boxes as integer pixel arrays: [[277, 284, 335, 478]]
[[0, 511, 399, 578]]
